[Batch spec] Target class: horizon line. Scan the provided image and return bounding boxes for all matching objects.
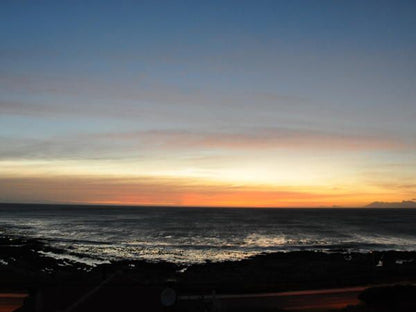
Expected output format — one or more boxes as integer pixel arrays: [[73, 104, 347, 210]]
[[0, 201, 408, 209]]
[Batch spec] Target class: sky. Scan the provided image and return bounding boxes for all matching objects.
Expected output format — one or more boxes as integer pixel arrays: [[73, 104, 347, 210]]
[[1, 0, 415, 207]]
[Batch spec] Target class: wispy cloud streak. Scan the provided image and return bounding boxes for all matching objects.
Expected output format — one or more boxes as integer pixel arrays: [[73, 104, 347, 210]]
[[0, 127, 411, 162]]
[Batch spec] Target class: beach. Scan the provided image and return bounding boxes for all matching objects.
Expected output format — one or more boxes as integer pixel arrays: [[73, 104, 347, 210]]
[[1, 235, 416, 311], [1, 205, 416, 311], [0, 293, 27, 312]]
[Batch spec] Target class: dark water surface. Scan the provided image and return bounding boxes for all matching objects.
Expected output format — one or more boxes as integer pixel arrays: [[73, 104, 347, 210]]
[[1, 204, 415, 264]]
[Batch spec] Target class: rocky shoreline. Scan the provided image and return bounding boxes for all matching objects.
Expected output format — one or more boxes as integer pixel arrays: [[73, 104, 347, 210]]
[[1, 235, 416, 294], [2, 235, 416, 311]]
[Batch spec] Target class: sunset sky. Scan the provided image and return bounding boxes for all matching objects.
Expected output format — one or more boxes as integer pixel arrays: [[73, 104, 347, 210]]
[[1, 0, 415, 207]]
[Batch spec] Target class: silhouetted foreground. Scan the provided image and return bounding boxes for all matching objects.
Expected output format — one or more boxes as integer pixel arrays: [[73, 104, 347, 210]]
[[1, 236, 416, 311]]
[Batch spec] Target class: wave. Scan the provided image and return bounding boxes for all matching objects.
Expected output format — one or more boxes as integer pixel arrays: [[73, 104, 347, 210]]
[[1, 206, 416, 264]]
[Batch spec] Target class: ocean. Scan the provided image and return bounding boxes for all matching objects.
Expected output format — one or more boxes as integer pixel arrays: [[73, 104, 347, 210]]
[[1, 204, 416, 264]]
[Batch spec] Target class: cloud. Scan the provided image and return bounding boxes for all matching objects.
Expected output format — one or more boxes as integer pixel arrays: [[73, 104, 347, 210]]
[[0, 73, 319, 136], [0, 100, 73, 116], [99, 127, 411, 152], [0, 125, 411, 162], [0, 72, 304, 117], [0, 135, 143, 160], [363, 180, 416, 192], [2, 70, 415, 137], [0, 175, 354, 207]]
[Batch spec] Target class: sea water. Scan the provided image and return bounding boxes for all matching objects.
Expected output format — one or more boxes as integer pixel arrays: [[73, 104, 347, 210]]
[[0, 204, 415, 264]]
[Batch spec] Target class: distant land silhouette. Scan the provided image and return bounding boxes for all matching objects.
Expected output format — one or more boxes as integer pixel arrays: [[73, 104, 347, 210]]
[[365, 200, 416, 208]]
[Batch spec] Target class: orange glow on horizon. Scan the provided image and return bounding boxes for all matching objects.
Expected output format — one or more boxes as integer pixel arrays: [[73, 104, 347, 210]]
[[10, 177, 401, 208], [0, 160, 412, 208]]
